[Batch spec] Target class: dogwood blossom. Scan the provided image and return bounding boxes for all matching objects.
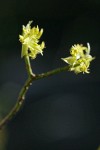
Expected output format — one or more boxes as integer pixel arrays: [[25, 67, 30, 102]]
[[19, 21, 45, 59], [62, 43, 95, 74]]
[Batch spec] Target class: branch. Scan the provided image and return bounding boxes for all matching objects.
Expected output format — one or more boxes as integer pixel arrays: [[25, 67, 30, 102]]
[[35, 65, 70, 80], [0, 65, 70, 129], [0, 77, 31, 129]]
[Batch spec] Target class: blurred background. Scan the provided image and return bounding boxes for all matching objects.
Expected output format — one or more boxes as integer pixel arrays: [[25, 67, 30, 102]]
[[0, 0, 100, 150]]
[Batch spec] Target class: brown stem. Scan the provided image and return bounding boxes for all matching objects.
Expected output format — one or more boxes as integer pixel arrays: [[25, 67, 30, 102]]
[[0, 65, 70, 129]]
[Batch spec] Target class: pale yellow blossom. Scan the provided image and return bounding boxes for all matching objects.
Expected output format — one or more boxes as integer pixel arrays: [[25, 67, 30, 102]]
[[62, 43, 95, 74], [19, 21, 45, 59]]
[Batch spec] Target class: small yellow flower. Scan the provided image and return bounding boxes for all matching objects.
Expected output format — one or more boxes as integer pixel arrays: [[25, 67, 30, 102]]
[[19, 21, 45, 59], [62, 43, 95, 74]]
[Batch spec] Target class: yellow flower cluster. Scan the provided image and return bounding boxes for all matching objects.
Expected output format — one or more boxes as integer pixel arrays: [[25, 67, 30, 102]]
[[62, 43, 95, 74], [19, 21, 45, 59]]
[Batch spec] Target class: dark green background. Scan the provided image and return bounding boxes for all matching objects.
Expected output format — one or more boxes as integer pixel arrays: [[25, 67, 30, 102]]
[[0, 0, 100, 150]]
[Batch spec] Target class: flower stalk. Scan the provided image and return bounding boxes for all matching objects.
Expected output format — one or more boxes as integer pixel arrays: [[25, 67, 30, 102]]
[[0, 65, 70, 129], [24, 55, 35, 77]]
